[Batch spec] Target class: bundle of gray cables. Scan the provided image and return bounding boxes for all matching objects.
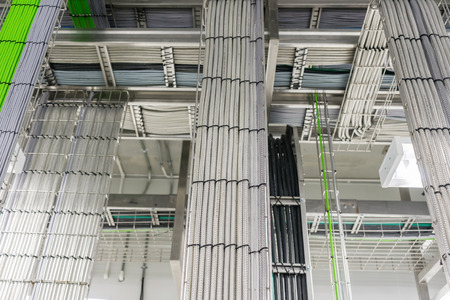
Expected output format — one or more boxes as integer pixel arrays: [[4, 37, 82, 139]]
[[182, 0, 271, 299], [379, 0, 450, 284], [336, 4, 389, 141], [0, 0, 63, 192]]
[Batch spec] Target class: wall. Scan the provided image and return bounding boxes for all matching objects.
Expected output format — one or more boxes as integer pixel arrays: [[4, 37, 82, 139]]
[[88, 262, 177, 300], [313, 269, 447, 300], [88, 261, 447, 300]]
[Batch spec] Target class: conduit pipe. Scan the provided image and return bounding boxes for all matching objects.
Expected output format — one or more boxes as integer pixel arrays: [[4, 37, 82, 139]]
[[182, 1, 270, 299], [379, 0, 450, 286]]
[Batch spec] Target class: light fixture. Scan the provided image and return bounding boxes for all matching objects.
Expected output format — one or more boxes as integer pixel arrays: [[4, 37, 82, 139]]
[[379, 136, 423, 188]]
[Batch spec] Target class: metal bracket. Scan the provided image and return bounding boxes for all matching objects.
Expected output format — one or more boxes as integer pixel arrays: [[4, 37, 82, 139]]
[[161, 46, 177, 88], [96, 45, 116, 87]]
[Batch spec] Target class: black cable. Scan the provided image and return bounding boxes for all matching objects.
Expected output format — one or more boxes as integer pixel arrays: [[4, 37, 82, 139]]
[[269, 127, 309, 299], [139, 263, 147, 300]]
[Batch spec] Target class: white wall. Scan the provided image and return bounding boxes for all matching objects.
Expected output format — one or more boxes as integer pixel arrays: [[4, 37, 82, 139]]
[[88, 261, 448, 300], [312, 269, 447, 300], [88, 262, 177, 300]]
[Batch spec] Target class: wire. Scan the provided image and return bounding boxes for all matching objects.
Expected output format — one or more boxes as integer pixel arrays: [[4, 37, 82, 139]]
[[182, 1, 270, 299], [379, 0, 450, 285]]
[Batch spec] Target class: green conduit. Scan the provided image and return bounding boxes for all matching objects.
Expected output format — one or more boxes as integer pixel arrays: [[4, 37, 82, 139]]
[[0, 0, 41, 111], [67, 0, 95, 28], [315, 92, 340, 300]]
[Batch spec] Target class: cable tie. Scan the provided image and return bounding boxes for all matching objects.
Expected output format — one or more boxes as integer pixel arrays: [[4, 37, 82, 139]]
[[420, 33, 447, 39], [249, 37, 263, 43], [10, 3, 60, 8], [438, 183, 450, 189], [191, 178, 250, 185], [248, 246, 269, 254], [10, 3, 40, 7], [222, 243, 235, 249], [70, 13, 110, 17], [249, 183, 267, 189], [201, 77, 263, 86], [402, 77, 450, 84], [390, 34, 449, 42], [204, 35, 251, 41], [248, 128, 266, 133], [187, 243, 267, 254], [357, 46, 387, 51], [196, 124, 265, 133], [415, 127, 450, 132], [0, 130, 19, 135]]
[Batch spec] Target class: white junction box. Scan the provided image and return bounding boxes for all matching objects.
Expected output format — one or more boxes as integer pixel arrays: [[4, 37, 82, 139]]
[[379, 136, 422, 188]]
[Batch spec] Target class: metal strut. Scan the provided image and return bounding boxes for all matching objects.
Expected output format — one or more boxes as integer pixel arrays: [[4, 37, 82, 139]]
[[313, 93, 353, 300]]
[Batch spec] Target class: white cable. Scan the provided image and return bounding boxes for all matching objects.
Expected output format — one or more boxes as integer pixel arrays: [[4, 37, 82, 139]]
[[182, 1, 270, 299], [380, 0, 450, 285]]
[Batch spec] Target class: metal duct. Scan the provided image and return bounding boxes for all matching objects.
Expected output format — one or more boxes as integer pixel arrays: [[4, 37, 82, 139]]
[[379, 0, 450, 286], [182, 0, 271, 299]]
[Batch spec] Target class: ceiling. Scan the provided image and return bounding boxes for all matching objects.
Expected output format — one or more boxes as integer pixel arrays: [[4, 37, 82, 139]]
[[1, 0, 445, 272], [14, 0, 445, 193]]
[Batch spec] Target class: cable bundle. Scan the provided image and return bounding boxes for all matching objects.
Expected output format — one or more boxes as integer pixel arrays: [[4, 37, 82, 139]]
[[272, 204, 308, 300], [319, 8, 366, 29], [122, 105, 191, 136], [67, 0, 109, 28], [336, 5, 389, 141], [146, 8, 193, 28], [0, 92, 126, 299], [0, 0, 62, 187], [0, 0, 40, 110], [268, 131, 308, 299], [268, 133, 299, 197], [379, 0, 450, 285], [278, 8, 311, 29], [182, 0, 270, 299]]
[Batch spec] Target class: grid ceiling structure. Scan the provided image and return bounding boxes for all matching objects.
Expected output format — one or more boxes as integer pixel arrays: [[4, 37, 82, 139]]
[[0, 0, 448, 277]]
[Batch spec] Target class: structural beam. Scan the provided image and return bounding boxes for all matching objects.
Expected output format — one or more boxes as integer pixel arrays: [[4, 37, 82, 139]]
[[105, 0, 379, 7], [265, 0, 279, 117], [170, 140, 190, 296], [52, 28, 361, 48], [96, 45, 116, 87], [108, 194, 178, 209], [42, 87, 402, 107], [432, 285, 450, 300], [415, 271, 431, 300], [292, 127, 315, 300], [271, 199, 430, 217], [418, 257, 443, 284]]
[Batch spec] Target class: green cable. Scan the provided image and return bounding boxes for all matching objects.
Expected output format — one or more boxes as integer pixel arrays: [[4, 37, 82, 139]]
[[67, 0, 95, 28], [0, 0, 41, 111], [315, 92, 340, 300]]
